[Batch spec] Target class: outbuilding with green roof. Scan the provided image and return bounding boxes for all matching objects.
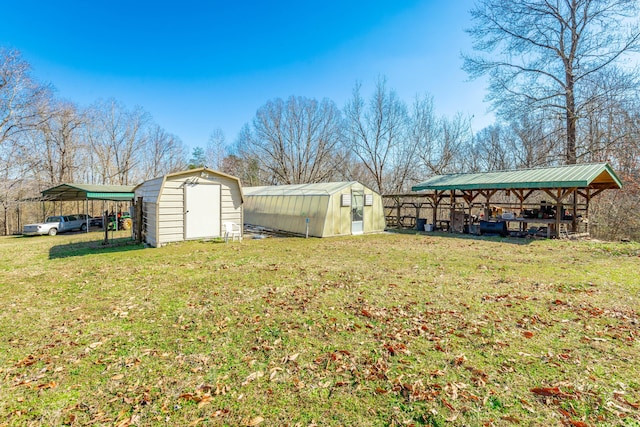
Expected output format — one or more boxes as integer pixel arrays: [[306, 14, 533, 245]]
[[403, 163, 622, 238]]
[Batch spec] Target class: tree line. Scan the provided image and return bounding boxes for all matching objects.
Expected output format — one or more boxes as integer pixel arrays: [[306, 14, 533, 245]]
[[2, 0, 639, 237]]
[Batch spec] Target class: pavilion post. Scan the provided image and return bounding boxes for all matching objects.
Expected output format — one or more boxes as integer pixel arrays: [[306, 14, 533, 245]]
[[431, 194, 437, 230], [572, 190, 578, 233], [449, 190, 455, 233], [585, 189, 591, 235]]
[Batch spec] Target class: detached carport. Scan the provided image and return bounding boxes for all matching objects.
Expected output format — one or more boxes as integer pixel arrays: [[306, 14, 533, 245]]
[[406, 163, 622, 238], [40, 183, 136, 233]]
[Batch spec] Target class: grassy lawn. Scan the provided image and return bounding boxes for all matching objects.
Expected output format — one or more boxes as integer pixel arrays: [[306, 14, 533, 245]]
[[1, 231, 639, 426]]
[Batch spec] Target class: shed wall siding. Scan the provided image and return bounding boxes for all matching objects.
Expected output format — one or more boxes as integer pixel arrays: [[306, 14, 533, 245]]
[[157, 179, 186, 244], [141, 201, 158, 247], [135, 177, 163, 203], [136, 169, 243, 247]]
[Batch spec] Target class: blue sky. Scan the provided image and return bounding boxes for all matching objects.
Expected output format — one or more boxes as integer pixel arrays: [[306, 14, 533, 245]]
[[1, 1, 493, 151]]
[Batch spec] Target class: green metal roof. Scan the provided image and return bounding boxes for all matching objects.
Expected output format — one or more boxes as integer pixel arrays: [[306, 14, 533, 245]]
[[244, 181, 367, 197], [411, 163, 623, 192], [42, 183, 136, 201]]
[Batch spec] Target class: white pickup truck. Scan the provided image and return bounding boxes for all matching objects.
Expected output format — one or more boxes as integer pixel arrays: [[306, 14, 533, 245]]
[[23, 215, 88, 236]]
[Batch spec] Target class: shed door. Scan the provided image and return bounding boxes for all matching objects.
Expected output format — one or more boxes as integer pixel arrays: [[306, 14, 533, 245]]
[[184, 183, 221, 239], [351, 190, 364, 235]]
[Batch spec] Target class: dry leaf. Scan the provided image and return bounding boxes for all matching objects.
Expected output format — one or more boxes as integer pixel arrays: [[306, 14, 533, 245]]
[[36, 381, 57, 390], [246, 416, 264, 426], [530, 386, 570, 397], [197, 395, 212, 407], [242, 371, 264, 386]]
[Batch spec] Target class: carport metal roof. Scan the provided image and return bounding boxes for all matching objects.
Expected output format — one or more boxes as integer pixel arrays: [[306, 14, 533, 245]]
[[41, 183, 136, 201], [411, 163, 622, 192]]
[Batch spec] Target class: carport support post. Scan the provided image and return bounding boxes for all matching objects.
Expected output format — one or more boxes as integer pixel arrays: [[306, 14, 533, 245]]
[[135, 197, 143, 244], [103, 210, 109, 245]]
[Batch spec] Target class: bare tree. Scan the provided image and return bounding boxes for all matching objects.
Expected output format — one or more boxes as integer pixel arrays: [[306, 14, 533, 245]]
[[0, 49, 51, 149], [239, 96, 344, 185], [140, 124, 186, 179], [344, 78, 409, 193], [0, 49, 53, 234], [464, 0, 640, 164], [501, 112, 563, 168], [417, 112, 473, 175], [30, 100, 84, 185], [85, 98, 149, 185], [206, 128, 227, 171], [468, 125, 513, 172]]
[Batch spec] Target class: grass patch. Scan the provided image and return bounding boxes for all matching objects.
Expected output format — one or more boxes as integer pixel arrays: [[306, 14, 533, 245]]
[[1, 231, 639, 426]]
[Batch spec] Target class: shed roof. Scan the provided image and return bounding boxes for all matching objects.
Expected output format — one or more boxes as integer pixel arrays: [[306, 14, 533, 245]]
[[133, 167, 244, 203], [42, 183, 136, 201], [411, 163, 622, 192], [244, 181, 365, 197]]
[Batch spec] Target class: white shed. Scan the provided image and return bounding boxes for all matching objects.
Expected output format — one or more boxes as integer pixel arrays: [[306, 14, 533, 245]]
[[134, 168, 243, 247], [243, 181, 386, 237]]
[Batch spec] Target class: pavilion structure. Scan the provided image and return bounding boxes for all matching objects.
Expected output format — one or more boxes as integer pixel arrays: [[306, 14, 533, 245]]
[[385, 163, 622, 238]]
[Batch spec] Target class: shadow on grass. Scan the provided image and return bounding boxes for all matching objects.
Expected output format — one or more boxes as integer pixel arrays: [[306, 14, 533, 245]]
[[49, 237, 145, 259], [385, 228, 542, 245]]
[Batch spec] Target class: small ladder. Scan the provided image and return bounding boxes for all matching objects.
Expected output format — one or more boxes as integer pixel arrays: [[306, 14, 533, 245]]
[[558, 223, 569, 239]]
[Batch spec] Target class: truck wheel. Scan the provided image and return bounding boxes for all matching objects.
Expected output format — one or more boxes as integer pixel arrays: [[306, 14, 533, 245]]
[[122, 218, 132, 230], [48, 228, 58, 236], [81, 223, 87, 231]]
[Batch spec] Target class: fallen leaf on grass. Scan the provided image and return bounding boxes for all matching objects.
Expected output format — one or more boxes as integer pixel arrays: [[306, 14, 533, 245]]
[[36, 381, 57, 390], [519, 398, 536, 413], [242, 371, 264, 386], [522, 331, 534, 339], [246, 416, 264, 426], [430, 369, 446, 377], [115, 415, 139, 427], [441, 397, 456, 411], [453, 355, 467, 365], [212, 409, 229, 417], [15, 355, 37, 367], [197, 395, 212, 407], [283, 353, 299, 363], [269, 367, 282, 381], [606, 400, 634, 414], [446, 412, 459, 422], [531, 387, 571, 398], [614, 392, 640, 409]]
